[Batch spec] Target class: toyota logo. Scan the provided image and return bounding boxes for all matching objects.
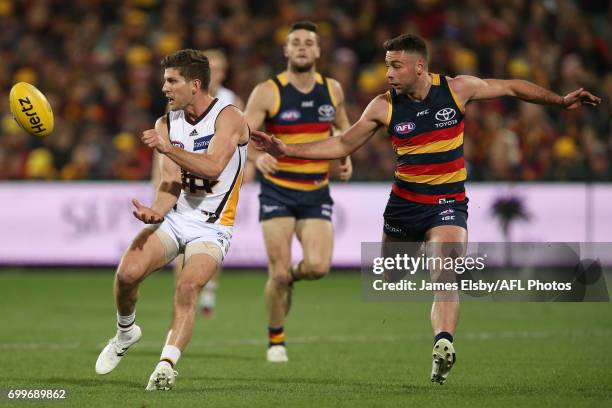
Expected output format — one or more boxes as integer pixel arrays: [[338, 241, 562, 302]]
[[435, 108, 456, 121], [318, 104, 335, 118]]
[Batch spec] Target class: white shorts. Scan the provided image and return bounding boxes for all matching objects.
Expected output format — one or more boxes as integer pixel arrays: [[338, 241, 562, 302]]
[[146, 210, 233, 264]]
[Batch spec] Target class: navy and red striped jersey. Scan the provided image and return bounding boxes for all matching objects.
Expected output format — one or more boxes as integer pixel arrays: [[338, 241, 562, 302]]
[[386, 73, 467, 204], [264, 72, 337, 191]]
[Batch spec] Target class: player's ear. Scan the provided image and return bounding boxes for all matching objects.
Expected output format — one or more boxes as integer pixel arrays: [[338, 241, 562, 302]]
[[283, 43, 289, 58], [192, 79, 201, 94], [416, 57, 425, 76]]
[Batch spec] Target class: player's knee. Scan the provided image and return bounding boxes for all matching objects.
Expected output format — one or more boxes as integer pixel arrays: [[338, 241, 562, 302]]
[[175, 280, 201, 305], [116, 263, 145, 287], [268, 271, 293, 288], [301, 260, 330, 279]]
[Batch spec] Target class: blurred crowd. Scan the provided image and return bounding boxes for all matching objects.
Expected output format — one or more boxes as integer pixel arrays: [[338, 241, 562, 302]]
[[0, 0, 610, 182]]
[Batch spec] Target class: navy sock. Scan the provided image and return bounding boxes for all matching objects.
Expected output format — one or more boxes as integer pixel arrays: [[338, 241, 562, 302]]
[[434, 331, 454, 344]]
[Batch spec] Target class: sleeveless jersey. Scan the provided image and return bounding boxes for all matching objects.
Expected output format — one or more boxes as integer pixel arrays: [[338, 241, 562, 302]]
[[264, 72, 337, 191], [386, 74, 467, 204], [167, 98, 247, 226]]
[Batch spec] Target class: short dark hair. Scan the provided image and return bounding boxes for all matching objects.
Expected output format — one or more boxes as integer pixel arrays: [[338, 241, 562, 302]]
[[289, 20, 318, 34], [161, 49, 210, 90], [383, 34, 428, 60]]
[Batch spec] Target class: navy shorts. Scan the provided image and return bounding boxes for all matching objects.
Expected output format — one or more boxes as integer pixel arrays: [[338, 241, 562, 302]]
[[259, 177, 333, 221], [383, 192, 468, 242]]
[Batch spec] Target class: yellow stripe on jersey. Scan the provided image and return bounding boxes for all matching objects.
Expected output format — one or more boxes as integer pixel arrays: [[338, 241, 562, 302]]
[[431, 73, 441, 86], [448, 81, 465, 113], [267, 79, 281, 118], [386, 91, 393, 128], [219, 170, 244, 226], [277, 72, 289, 86], [315, 72, 324, 85], [264, 174, 329, 191], [396, 132, 463, 155], [278, 131, 330, 144], [277, 161, 330, 174], [395, 168, 467, 185], [326, 77, 337, 107]]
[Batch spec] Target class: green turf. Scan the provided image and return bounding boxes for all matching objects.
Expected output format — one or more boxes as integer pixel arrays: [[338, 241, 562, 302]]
[[0, 269, 611, 407]]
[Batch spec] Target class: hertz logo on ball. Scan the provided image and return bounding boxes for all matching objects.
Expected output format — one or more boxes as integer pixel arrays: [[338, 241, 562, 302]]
[[9, 82, 54, 138]]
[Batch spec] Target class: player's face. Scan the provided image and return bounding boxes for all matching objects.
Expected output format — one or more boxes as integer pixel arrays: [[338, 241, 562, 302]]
[[285, 29, 320, 73], [162, 68, 199, 111], [385, 51, 424, 94]]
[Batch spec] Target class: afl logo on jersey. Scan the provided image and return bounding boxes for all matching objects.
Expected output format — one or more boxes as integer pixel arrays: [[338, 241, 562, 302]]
[[279, 109, 301, 121], [171, 140, 184, 149], [318, 104, 335, 121], [435, 108, 456, 121], [394, 122, 416, 134]]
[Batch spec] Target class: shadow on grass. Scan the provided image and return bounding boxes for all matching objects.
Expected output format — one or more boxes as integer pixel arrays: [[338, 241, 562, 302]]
[[176, 375, 411, 394], [8, 376, 143, 389], [136, 350, 258, 361]]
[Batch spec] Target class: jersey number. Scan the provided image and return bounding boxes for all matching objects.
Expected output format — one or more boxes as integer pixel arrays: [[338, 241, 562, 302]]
[[181, 170, 218, 193]]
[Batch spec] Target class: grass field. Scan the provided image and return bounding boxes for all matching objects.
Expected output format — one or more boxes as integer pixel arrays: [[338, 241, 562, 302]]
[[0, 269, 611, 407]]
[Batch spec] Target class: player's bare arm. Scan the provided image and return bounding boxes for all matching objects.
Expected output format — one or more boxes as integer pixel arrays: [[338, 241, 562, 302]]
[[244, 80, 278, 174], [252, 93, 389, 160], [143, 107, 247, 180], [133, 116, 181, 224], [448, 75, 601, 109], [329, 78, 353, 181]]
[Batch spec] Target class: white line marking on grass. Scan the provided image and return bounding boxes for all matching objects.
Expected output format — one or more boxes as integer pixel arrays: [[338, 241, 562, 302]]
[[1, 329, 611, 350]]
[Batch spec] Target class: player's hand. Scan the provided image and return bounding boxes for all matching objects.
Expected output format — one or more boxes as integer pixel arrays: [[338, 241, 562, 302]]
[[561, 88, 601, 109], [251, 130, 287, 157], [142, 129, 172, 153], [131, 198, 164, 224], [255, 153, 278, 175], [338, 156, 353, 181]]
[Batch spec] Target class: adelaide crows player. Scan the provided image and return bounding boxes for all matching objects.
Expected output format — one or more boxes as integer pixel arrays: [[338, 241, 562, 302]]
[[245, 21, 352, 363], [252, 34, 601, 383]]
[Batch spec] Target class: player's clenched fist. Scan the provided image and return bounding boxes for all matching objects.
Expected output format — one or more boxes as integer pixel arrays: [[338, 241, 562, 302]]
[[255, 153, 278, 175], [142, 129, 171, 153]]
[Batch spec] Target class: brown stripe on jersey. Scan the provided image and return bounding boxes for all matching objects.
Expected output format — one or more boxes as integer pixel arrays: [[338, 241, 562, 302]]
[[185, 98, 219, 126]]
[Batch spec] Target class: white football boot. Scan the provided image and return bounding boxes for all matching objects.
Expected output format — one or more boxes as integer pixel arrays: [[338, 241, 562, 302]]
[[431, 338, 456, 385], [266, 345, 289, 363], [145, 364, 178, 391], [95, 325, 142, 375]]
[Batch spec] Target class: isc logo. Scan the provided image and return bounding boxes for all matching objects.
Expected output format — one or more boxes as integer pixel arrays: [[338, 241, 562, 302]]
[[394, 122, 415, 134]]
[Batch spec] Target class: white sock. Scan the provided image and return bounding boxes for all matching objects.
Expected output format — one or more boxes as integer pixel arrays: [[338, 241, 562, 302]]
[[157, 360, 172, 369], [159, 345, 181, 368], [200, 289, 216, 309], [204, 280, 218, 291], [116, 311, 135, 332]]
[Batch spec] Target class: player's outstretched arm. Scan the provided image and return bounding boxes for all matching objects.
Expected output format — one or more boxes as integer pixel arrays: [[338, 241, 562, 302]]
[[251, 93, 388, 160], [142, 107, 246, 180], [449, 75, 601, 109]]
